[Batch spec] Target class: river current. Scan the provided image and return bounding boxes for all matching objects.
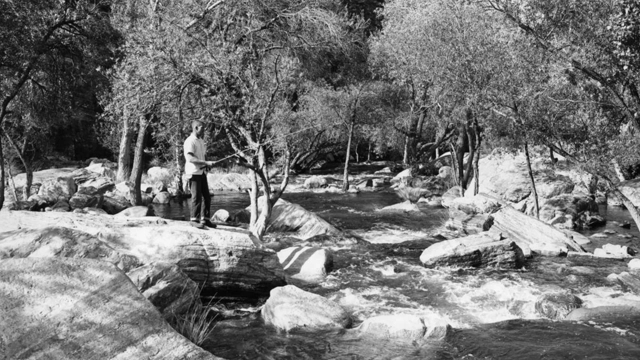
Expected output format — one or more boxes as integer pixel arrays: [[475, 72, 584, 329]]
[[152, 184, 640, 359]]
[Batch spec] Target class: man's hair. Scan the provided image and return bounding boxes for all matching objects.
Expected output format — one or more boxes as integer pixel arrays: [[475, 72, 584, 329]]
[[192, 120, 204, 130]]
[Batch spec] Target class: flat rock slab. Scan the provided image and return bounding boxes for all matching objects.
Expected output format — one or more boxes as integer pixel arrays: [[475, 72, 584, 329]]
[[0, 211, 286, 300], [490, 206, 585, 254], [0, 257, 220, 360], [420, 232, 523, 268]]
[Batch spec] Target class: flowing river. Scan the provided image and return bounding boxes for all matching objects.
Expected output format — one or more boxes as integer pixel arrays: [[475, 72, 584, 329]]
[[152, 184, 640, 359]]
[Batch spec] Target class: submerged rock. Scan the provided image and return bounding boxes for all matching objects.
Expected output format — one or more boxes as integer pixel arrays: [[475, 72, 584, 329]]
[[535, 293, 583, 320], [565, 305, 640, 323], [0, 257, 218, 360], [378, 200, 421, 213], [354, 313, 451, 341], [617, 272, 640, 295], [261, 285, 351, 331]]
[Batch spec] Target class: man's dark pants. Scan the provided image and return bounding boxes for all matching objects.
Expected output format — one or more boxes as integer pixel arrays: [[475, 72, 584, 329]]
[[189, 174, 211, 222]]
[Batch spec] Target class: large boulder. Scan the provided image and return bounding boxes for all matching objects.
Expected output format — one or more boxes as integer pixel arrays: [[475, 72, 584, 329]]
[[535, 293, 583, 320], [537, 194, 599, 228], [77, 176, 115, 194], [38, 176, 77, 202], [448, 195, 502, 215], [153, 191, 172, 204], [267, 202, 341, 240], [102, 195, 130, 215], [0, 211, 286, 300], [304, 176, 329, 189], [69, 192, 104, 209], [0, 257, 219, 360], [261, 285, 351, 331], [277, 246, 333, 284], [86, 159, 117, 179], [391, 168, 412, 183], [465, 153, 575, 203], [51, 199, 72, 212], [420, 232, 524, 268], [354, 313, 450, 341]]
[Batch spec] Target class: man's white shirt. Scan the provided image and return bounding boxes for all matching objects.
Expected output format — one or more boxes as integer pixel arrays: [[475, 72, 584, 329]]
[[184, 133, 206, 176]]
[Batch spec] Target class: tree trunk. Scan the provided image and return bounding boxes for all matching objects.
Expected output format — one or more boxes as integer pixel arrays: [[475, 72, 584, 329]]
[[0, 134, 5, 210], [473, 135, 481, 196], [3, 131, 33, 198], [129, 115, 150, 205], [549, 146, 557, 164], [249, 146, 277, 240], [249, 168, 259, 228], [116, 115, 133, 182], [402, 134, 409, 166], [524, 141, 539, 218], [613, 188, 640, 231], [6, 161, 18, 202], [449, 143, 460, 187], [367, 141, 372, 163], [454, 126, 466, 190], [174, 142, 183, 193], [612, 159, 627, 182], [461, 123, 476, 190], [342, 120, 354, 192], [354, 140, 359, 163], [250, 177, 272, 241]]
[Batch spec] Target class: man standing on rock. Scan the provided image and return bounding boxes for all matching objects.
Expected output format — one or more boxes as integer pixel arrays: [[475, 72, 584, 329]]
[[184, 120, 217, 229]]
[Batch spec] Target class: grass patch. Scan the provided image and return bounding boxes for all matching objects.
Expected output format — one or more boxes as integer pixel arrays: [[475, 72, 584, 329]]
[[169, 303, 218, 346]]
